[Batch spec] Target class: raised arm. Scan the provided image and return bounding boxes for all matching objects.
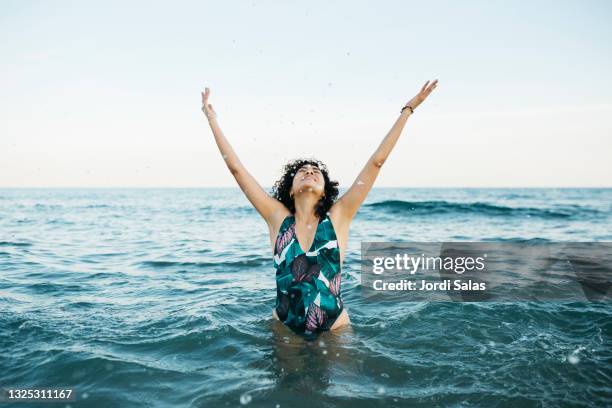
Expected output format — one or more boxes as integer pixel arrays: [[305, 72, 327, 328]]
[[331, 79, 438, 221], [201, 87, 285, 224]]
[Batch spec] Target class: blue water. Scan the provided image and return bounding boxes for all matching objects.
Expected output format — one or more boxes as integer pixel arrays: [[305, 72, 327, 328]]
[[1, 188, 610, 407]]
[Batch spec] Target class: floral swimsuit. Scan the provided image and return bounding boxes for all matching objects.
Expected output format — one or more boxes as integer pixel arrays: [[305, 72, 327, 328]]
[[273, 214, 344, 334]]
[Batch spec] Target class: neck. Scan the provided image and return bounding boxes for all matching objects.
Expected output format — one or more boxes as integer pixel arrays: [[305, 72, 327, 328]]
[[293, 195, 320, 223]]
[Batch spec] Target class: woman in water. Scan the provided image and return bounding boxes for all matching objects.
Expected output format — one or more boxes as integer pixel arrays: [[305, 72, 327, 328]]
[[201, 80, 438, 335]]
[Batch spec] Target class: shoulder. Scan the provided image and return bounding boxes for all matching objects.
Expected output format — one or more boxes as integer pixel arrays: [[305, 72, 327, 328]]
[[267, 206, 293, 245], [327, 200, 352, 234], [266, 201, 291, 227]]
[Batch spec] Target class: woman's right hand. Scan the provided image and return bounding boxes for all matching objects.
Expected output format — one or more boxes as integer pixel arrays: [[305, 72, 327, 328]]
[[201, 87, 217, 121]]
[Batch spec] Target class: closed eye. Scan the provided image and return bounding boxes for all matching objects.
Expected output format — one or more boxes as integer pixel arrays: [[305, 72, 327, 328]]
[[297, 167, 321, 174]]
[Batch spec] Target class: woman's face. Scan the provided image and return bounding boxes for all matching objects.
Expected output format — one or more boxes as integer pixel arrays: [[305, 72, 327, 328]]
[[292, 164, 325, 198]]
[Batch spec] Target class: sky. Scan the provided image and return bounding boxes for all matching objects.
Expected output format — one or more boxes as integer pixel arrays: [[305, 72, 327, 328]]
[[1, 0, 611, 188]]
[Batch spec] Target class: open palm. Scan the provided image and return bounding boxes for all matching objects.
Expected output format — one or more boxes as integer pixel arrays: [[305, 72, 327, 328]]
[[405, 79, 438, 110], [201, 87, 217, 120]]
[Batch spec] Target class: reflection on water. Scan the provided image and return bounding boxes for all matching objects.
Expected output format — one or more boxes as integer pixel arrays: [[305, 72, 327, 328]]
[[270, 318, 356, 392]]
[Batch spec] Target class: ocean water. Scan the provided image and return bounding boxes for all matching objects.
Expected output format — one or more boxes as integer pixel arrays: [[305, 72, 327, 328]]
[[0, 187, 610, 407]]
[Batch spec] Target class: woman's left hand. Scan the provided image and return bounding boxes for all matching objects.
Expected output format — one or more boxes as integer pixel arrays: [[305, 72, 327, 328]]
[[404, 79, 438, 111]]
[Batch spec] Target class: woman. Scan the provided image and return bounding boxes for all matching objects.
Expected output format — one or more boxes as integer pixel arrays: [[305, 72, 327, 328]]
[[201, 80, 438, 335]]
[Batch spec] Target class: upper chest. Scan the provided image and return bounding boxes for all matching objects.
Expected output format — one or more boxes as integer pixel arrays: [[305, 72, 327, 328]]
[[283, 214, 349, 266], [293, 218, 321, 253]]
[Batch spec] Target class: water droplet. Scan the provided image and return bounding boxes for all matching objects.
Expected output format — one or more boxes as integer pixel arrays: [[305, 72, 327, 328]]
[[318, 340, 326, 347], [322, 349, 328, 355], [307, 224, 312, 229], [240, 393, 252, 405], [356, 180, 365, 185], [377, 386, 385, 394], [380, 372, 390, 378], [568, 346, 584, 364], [335, 353, 340, 357], [222, 154, 228, 159], [82, 393, 89, 399]]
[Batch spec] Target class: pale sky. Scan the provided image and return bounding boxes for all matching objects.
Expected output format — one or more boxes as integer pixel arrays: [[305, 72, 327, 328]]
[[1, 0, 611, 188]]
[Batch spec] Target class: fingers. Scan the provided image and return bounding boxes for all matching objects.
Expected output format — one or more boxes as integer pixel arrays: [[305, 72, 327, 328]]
[[428, 79, 438, 91], [201, 87, 213, 116], [420, 80, 430, 93], [420, 79, 438, 93], [423, 79, 438, 96]]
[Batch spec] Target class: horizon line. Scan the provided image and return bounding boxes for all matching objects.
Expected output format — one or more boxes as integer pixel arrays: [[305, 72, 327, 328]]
[[1, 186, 611, 189]]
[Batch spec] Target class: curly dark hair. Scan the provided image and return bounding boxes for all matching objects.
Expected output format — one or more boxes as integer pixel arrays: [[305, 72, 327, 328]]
[[271, 158, 339, 218]]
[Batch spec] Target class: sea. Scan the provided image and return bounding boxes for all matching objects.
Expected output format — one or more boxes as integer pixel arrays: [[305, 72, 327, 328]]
[[0, 188, 610, 407]]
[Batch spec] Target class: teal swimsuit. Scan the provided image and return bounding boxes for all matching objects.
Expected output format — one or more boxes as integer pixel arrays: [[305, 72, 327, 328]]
[[273, 214, 344, 334]]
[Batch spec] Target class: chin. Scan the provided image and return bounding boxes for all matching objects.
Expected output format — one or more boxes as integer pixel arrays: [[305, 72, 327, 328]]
[[305, 184, 323, 192]]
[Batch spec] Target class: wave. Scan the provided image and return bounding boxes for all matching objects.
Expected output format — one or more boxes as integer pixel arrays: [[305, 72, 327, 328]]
[[477, 237, 552, 243], [84, 204, 113, 208], [0, 241, 32, 247], [364, 200, 599, 219], [28, 282, 86, 294], [136, 257, 270, 270]]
